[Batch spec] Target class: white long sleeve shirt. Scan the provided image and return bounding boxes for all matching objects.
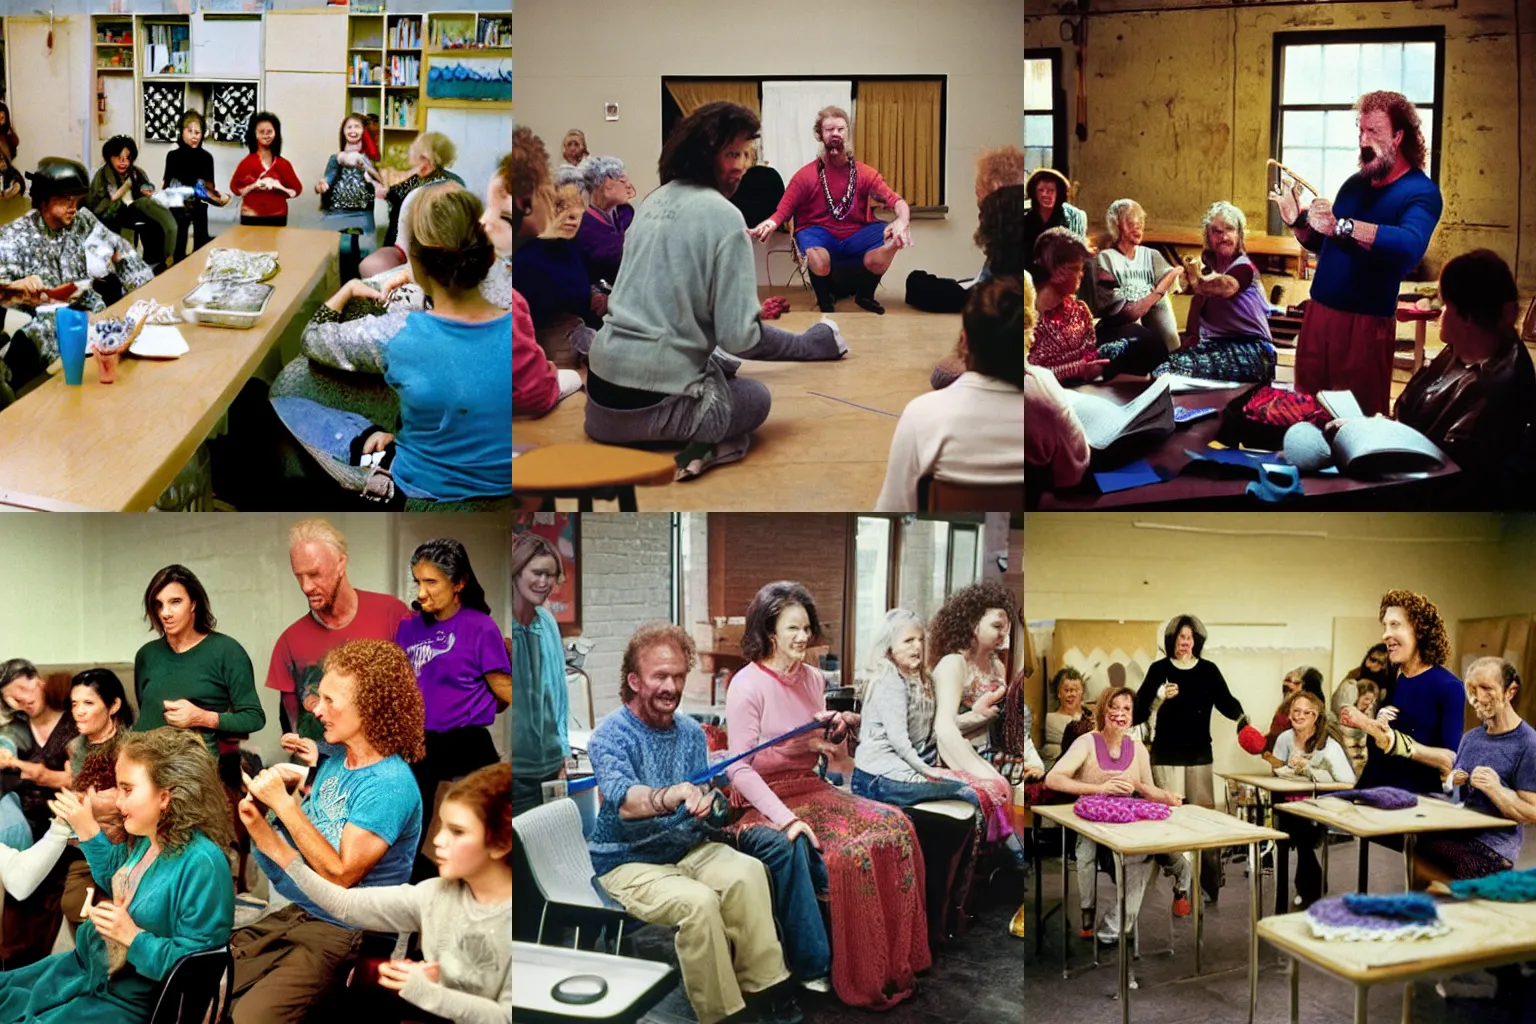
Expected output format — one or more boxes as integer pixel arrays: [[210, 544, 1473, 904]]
[[875, 372, 1025, 511]]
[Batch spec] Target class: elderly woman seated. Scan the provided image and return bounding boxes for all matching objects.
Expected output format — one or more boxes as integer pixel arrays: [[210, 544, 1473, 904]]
[[1155, 201, 1278, 383], [1090, 198, 1184, 363], [572, 155, 635, 309], [1026, 228, 1114, 383], [512, 174, 599, 367], [1025, 275, 1090, 497]]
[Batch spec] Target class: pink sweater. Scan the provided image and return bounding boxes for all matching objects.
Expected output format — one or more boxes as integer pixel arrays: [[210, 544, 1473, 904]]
[[724, 660, 828, 827]]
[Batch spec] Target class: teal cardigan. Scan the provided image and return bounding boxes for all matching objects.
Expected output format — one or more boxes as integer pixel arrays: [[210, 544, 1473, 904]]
[[511, 604, 571, 777]]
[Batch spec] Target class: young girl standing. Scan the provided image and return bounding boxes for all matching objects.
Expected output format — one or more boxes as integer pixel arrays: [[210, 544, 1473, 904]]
[[162, 111, 229, 261], [318, 114, 384, 265], [230, 111, 302, 227]]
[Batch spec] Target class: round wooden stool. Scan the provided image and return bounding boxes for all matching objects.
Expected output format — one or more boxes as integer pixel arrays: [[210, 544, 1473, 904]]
[[511, 443, 675, 511]]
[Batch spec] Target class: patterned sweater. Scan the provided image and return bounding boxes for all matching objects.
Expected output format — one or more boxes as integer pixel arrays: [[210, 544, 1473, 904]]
[[1027, 296, 1098, 381]]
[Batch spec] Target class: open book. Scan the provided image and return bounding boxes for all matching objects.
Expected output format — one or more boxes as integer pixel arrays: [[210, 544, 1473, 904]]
[[1317, 390, 1364, 420], [1332, 417, 1448, 476], [1060, 375, 1175, 452]]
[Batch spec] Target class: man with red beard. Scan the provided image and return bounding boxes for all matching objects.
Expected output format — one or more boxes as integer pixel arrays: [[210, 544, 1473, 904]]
[[749, 105, 912, 314], [1273, 90, 1443, 416]]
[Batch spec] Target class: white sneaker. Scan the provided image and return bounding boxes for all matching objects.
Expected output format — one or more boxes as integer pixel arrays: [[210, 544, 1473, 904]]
[[798, 977, 831, 994], [556, 368, 584, 401], [819, 315, 848, 356]]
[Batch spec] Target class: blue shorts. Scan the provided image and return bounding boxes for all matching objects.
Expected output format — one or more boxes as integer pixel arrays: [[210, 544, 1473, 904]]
[[794, 221, 887, 267]]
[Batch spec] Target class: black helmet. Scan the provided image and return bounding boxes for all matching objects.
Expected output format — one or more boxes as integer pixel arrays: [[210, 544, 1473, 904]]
[[26, 157, 90, 201]]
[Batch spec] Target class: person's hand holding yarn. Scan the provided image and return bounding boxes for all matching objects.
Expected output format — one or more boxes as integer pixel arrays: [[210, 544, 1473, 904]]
[[1159, 682, 1179, 701], [1287, 753, 1309, 773], [1469, 765, 1501, 796], [1449, 769, 1469, 787], [1100, 775, 1135, 797]]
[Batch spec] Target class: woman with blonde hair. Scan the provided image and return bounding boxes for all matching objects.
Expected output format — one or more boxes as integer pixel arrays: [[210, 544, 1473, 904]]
[[359, 131, 465, 278], [2, 728, 235, 1023]]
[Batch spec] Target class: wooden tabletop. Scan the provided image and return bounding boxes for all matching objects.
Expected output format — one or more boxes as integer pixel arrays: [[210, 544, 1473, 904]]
[[513, 940, 676, 1020], [512, 443, 675, 492], [0, 226, 333, 510], [1258, 899, 1536, 985], [1219, 771, 1354, 795], [1032, 802, 1287, 855], [1272, 795, 1514, 838]]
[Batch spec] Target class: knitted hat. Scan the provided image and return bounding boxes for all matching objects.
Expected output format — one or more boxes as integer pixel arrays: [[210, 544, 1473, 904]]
[[1447, 866, 1536, 903], [1306, 892, 1448, 942], [1237, 724, 1267, 755], [1325, 787, 1419, 810], [1074, 794, 1172, 823]]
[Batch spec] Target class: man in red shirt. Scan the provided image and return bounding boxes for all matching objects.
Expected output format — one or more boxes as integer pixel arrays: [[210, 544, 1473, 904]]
[[748, 105, 913, 314], [265, 518, 411, 763]]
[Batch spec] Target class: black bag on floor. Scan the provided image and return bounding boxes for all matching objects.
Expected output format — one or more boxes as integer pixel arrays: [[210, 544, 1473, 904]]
[[906, 269, 968, 313]]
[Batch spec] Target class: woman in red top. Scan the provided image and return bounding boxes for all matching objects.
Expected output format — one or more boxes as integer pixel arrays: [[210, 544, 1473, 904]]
[[229, 111, 302, 227]]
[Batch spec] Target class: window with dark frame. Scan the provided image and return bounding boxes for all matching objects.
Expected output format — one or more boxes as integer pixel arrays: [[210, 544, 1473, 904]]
[[1268, 28, 1443, 236], [1024, 49, 1064, 180]]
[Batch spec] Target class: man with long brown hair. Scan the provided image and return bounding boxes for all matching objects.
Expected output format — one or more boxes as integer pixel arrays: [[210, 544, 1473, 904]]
[[1272, 90, 1443, 416]]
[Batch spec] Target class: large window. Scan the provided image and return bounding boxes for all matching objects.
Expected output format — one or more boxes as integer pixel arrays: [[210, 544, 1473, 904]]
[[1024, 50, 1062, 176], [1270, 29, 1443, 235]]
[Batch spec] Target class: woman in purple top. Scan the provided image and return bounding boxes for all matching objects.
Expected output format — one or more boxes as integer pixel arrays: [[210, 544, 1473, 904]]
[[1151, 201, 1278, 384], [571, 156, 635, 306], [395, 538, 511, 881]]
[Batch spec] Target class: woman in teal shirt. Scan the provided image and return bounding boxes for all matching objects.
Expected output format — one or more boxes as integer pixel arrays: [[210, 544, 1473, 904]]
[[0, 728, 235, 1023], [510, 532, 569, 817]]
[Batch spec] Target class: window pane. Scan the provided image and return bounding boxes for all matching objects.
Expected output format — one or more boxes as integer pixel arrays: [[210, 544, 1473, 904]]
[[1358, 42, 1400, 94], [1321, 45, 1361, 104], [1404, 43, 1435, 103], [1025, 145, 1052, 173], [1280, 147, 1325, 199], [1418, 110, 1433, 167], [949, 527, 979, 590], [1025, 114, 1055, 148], [1325, 108, 1358, 149], [896, 519, 949, 627], [1283, 45, 1321, 104], [852, 517, 891, 680], [1284, 110, 1324, 147], [1324, 148, 1360, 199], [1025, 58, 1053, 111]]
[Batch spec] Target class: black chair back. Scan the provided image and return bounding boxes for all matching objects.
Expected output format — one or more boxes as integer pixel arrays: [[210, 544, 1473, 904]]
[[148, 947, 234, 1024], [729, 165, 785, 229]]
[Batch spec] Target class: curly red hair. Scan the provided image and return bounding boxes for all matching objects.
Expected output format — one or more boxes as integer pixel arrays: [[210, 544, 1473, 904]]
[[321, 639, 427, 762], [1379, 589, 1449, 668], [619, 622, 697, 703], [927, 579, 1022, 665], [1356, 91, 1427, 171]]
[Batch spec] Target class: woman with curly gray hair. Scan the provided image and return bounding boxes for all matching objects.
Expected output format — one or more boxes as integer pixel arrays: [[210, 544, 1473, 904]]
[[572, 154, 635, 306]]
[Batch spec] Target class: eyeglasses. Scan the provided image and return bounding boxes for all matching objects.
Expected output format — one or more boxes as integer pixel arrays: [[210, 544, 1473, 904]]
[[1291, 708, 1318, 719]]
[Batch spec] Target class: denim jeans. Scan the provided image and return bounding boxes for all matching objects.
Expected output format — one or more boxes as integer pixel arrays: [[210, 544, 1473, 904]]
[[0, 792, 33, 851], [851, 769, 980, 809], [733, 826, 830, 982]]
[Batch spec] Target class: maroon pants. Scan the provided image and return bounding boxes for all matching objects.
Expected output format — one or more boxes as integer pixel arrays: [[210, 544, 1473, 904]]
[[1293, 299, 1396, 416]]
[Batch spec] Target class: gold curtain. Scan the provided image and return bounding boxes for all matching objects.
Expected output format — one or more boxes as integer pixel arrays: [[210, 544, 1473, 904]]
[[853, 79, 940, 209], [664, 80, 761, 119]]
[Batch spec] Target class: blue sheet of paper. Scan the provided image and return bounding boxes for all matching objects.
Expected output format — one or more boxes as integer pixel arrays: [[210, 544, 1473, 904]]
[[1094, 460, 1166, 494]]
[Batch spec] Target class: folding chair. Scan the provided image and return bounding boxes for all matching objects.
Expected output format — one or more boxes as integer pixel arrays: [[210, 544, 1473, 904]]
[[147, 947, 234, 1024], [512, 796, 639, 951]]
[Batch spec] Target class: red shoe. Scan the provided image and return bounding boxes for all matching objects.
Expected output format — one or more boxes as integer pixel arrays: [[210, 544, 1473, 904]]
[[1173, 892, 1192, 918], [1080, 909, 1096, 939]]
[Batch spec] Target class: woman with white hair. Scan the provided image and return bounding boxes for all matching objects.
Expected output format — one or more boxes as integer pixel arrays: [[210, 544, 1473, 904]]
[[572, 155, 635, 312], [1090, 198, 1184, 358], [1153, 201, 1277, 383]]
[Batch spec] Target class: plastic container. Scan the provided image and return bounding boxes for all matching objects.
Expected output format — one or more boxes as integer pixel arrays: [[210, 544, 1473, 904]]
[[56, 307, 88, 385], [181, 281, 275, 329]]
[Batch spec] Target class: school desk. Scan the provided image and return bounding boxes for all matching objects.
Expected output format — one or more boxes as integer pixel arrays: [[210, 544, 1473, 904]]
[[512, 941, 676, 1024], [0, 225, 333, 510], [1217, 771, 1353, 915]]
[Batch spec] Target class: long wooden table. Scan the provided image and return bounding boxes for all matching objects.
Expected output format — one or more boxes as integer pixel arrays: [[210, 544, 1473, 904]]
[[0, 226, 334, 509], [1260, 898, 1536, 1024], [1034, 380, 1460, 509], [1033, 802, 1287, 1024]]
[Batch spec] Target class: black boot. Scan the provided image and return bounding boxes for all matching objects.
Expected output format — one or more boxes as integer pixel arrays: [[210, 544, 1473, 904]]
[[854, 268, 885, 314], [809, 271, 837, 313]]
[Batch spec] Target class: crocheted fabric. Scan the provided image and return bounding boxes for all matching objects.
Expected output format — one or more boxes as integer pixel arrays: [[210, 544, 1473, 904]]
[[1306, 893, 1449, 942], [1237, 724, 1268, 755], [1447, 866, 1536, 902], [1324, 787, 1418, 810], [1074, 794, 1172, 823]]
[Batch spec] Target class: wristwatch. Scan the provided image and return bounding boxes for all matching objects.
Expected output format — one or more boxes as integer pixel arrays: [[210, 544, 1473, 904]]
[[1336, 218, 1356, 239]]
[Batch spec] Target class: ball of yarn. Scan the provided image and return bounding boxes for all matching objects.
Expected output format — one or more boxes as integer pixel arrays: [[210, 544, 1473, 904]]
[[1327, 787, 1419, 810], [1284, 421, 1333, 472], [1237, 724, 1268, 755], [1074, 794, 1172, 823]]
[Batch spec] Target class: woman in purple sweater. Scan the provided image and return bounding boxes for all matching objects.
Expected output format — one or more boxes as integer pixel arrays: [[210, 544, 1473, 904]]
[[572, 155, 635, 301]]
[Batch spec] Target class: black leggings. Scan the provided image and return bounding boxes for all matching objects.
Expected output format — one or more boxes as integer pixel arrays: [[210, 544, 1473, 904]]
[[1094, 320, 1170, 378], [172, 202, 211, 262], [410, 725, 501, 880]]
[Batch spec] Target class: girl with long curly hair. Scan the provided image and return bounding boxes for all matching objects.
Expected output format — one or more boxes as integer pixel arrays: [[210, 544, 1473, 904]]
[[1354, 590, 1464, 795], [10, 728, 235, 1024], [230, 639, 426, 1024]]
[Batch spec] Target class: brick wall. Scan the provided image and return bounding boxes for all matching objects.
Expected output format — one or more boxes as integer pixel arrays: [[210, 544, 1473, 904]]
[[579, 515, 674, 723], [708, 514, 847, 659]]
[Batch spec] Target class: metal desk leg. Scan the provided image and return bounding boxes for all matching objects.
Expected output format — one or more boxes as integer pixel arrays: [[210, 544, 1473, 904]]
[[1117, 851, 1130, 1024], [1275, 832, 1290, 915], [1191, 846, 1203, 973], [1402, 980, 1414, 1024], [1061, 830, 1070, 979], [1289, 958, 1299, 1024], [1354, 985, 1369, 1024], [1404, 833, 1416, 890], [1321, 827, 1329, 895], [1248, 842, 1259, 1024], [1033, 823, 1044, 958], [1357, 837, 1369, 892]]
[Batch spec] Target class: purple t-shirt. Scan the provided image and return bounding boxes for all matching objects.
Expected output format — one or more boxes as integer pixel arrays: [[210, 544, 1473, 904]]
[[1198, 253, 1272, 343], [395, 607, 512, 732], [1453, 719, 1536, 865]]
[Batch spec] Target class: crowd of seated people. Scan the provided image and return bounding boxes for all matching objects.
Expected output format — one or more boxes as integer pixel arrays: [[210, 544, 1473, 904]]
[[553, 577, 1027, 1024], [0, 520, 510, 1024]]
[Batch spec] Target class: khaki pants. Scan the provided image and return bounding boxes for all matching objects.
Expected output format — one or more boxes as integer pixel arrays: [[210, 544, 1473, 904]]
[[229, 903, 362, 1024], [1152, 764, 1221, 898], [599, 842, 789, 1024]]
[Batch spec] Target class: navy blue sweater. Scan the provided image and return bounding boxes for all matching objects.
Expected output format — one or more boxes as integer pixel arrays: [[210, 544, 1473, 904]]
[[1307, 169, 1443, 317], [1358, 664, 1465, 793], [511, 237, 592, 328]]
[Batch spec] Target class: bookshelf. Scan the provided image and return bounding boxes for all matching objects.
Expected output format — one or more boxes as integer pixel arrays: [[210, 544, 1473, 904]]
[[348, 11, 426, 170], [424, 12, 510, 106], [93, 16, 134, 72]]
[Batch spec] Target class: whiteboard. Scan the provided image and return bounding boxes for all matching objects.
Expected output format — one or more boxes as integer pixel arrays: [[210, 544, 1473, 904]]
[[191, 14, 262, 79], [426, 106, 512, 198]]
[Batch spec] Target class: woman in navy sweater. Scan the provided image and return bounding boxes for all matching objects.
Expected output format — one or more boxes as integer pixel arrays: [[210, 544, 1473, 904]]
[[512, 181, 596, 331]]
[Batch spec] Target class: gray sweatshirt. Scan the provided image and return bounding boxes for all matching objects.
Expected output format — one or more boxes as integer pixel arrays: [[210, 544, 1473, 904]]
[[587, 180, 765, 395], [854, 662, 938, 784], [286, 862, 510, 1024]]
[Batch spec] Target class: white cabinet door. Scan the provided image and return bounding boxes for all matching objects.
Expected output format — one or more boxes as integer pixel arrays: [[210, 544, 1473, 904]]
[[8, 16, 86, 167]]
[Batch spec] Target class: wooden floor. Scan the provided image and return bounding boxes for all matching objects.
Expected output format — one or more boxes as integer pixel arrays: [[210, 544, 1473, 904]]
[[512, 284, 963, 511]]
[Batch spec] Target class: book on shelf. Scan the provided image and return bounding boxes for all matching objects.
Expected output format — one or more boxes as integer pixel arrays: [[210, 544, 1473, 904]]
[[386, 55, 419, 87], [350, 95, 381, 117], [476, 18, 509, 47], [349, 54, 381, 86], [145, 23, 190, 76], [383, 94, 417, 129], [388, 17, 421, 50]]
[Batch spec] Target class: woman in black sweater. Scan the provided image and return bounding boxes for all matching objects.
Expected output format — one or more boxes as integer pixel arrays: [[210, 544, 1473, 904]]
[[1134, 614, 1255, 904], [161, 111, 229, 262]]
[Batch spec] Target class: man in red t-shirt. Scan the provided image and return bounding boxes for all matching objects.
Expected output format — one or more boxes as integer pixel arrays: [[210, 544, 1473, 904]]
[[748, 105, 913, 314], [266, 519, 410, 762]]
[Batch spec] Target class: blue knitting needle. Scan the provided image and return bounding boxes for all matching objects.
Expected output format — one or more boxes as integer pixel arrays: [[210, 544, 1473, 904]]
[[567, 718, 831, 796]]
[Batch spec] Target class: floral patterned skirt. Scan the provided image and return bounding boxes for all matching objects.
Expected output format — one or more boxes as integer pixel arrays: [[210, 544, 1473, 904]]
[[727, 771, 931, 1009]]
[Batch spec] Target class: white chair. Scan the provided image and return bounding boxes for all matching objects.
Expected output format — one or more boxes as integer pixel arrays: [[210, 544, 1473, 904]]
[[512, 797, 632, 949]]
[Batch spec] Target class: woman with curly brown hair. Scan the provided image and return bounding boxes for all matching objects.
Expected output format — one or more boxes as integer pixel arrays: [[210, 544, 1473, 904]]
[[9, 728, 234, 1024], [1351, 590, 1463, 795], [229, 639, 425, 1024]]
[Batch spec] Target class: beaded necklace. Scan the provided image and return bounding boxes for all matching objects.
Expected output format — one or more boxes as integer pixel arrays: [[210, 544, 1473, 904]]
[[817, 158, 858, 221]]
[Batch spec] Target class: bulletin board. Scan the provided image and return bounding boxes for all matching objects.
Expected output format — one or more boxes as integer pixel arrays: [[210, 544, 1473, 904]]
[[1458, 615, 1536, 728], [513, 512, 580, 630]]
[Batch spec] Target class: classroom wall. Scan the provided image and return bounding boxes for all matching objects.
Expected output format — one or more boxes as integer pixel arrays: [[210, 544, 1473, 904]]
[[577, 514, 673, 725], [1024, 512, 1524, 783], [514, 0, 1024, 280], [1025, 0, 1536, 296], [0, 512, 512, 766]]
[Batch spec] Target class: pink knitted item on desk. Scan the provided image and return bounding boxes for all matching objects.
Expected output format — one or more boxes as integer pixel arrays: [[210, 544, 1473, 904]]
[[1074, 794, 1172, 823]]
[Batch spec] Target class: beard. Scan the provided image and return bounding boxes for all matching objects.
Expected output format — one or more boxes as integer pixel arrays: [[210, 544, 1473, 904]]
[[1360, 144, 1396, 181]]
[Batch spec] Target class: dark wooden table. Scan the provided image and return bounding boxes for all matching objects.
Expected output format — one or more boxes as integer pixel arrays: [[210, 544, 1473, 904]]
[[1035, 378, 1459, 509]]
